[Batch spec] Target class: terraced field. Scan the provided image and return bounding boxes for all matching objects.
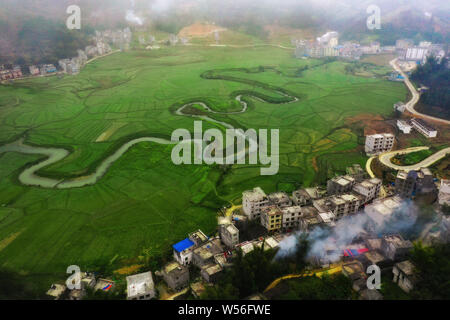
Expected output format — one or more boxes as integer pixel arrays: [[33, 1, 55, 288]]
[[0, 45, 406, 291]]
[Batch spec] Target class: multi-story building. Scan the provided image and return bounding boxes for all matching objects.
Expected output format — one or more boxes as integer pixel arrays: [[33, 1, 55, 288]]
[[281, 205, 302, 230], [327, 193, 362, 217], [299, 206, 321, 231], [260, 206, 283, 232], [364, 133, 394, 155], [365, 196, 404, 228], [192, 238, 223, 268], [219, 223, 239, 248], [352, 178, 382, 203], [380, 234, 413, 261], [327, 175, 356, 195], [395, 168, 436, 198], [292, 187, 321, 206], [268, 192, 292, 208], [243, 187, 270, 220], [392, 260, 417, 293], [438, 179, 450, 206], [173, 238, 195, 265], [410, 118, 437, 138], [161, 261, 189, 291]]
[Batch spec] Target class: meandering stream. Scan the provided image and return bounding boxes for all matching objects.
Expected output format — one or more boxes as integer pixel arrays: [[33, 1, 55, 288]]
[[0, 81, 299, 189]]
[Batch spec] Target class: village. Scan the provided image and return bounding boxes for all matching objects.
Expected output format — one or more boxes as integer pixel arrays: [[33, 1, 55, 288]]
[[46, 150, 450, 300], [1, 27, 447, 85], [2, 25, 448, 301]]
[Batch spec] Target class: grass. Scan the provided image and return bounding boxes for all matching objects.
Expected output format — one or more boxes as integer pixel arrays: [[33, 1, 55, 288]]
[[392, 149, 434, 166], [0, 45, 407, 293]]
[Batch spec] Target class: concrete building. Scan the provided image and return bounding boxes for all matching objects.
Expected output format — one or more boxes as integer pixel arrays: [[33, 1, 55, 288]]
[[188, 229, 209, 246], [327, 175, 356, 195], [404, 46, 428, 62], [162, 261, 189, 291], [126, 271, 156, 300], [268, 192, 292, 208], [395, 168, 436, 198], [292, 187, 321, 206], [261, 206, 283, 232], [397, 120, 412, 134], [365, 195, 404, 228], [299, 206, 321, 231], [243, 187, 270, 220], [219, 223, 239, 248], [411, 118, 437, 138], [392, 260, 417, 293], [352, 178, 382, 203], [380, 234, 413, 261], [394, 102, 406, 113], [173, 238, 195, 265], [365, 133, 394, 155], [438, 180, 450, 206], [281, 205, 302, 230], [201, 263, 223, 283], [192, 238, 223, 267], [328, 193, 362, 217]]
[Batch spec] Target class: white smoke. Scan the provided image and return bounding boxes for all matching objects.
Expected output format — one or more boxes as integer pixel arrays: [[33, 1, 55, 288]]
[[126, 0, 144, 25], [275, 199, 420, 263], [151, 0, 174, 13]]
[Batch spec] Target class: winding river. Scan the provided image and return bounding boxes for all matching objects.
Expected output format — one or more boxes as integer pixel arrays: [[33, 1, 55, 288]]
[[0, 83, 299, 189]]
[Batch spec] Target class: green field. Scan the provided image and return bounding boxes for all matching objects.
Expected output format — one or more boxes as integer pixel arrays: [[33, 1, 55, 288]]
[[0, 45, 406, 291]]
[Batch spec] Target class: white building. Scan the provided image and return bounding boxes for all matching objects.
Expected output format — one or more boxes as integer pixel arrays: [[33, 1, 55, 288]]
[[126, 271, 156, 300], [173, 238, 195, 265], [439, 180, 450, 206], [243, 187, 270, 220], [352, 178, 382, 203], [404, 46, 428, 62], [411, 118, 437, 138], [219, 223, 239, 248], [397, 120, 412, 134], [365, 133, 395, 155], [394, 102, 406, 113]]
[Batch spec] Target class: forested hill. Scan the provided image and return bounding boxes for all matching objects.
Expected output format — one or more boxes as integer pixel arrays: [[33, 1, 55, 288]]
[[411, 56, 450, 119]]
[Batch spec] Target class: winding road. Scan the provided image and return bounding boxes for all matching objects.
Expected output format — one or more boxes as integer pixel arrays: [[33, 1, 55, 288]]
[[389, 58, 450, 125], [0, 69, 299, 189], [378, 146, 450, 171]]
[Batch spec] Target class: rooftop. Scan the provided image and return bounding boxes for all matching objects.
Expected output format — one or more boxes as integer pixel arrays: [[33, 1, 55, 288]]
[[126, 272, 154, 297], [202, 263, 222, 276], [395, 260, 416, 276], [173, 238, 195, 253], [243, 187, 267, 201], [163, 261, 187, 277]]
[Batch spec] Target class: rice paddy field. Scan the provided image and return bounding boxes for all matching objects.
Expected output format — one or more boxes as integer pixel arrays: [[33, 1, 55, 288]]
[[0, 45, 406, 291]]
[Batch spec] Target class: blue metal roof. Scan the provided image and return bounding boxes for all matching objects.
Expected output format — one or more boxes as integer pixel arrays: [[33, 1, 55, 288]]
[[173, 238, 194, 253]]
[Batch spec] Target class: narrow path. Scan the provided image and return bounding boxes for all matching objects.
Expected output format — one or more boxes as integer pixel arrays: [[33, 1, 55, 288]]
[[263, 263, 343, 293], [389, 58, 450, 125]]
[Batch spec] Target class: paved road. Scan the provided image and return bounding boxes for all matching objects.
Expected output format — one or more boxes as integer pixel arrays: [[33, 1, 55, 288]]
[[365, 156, 387, 198], [389, 58, 450, 125], [378, 146, 450, 171]]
